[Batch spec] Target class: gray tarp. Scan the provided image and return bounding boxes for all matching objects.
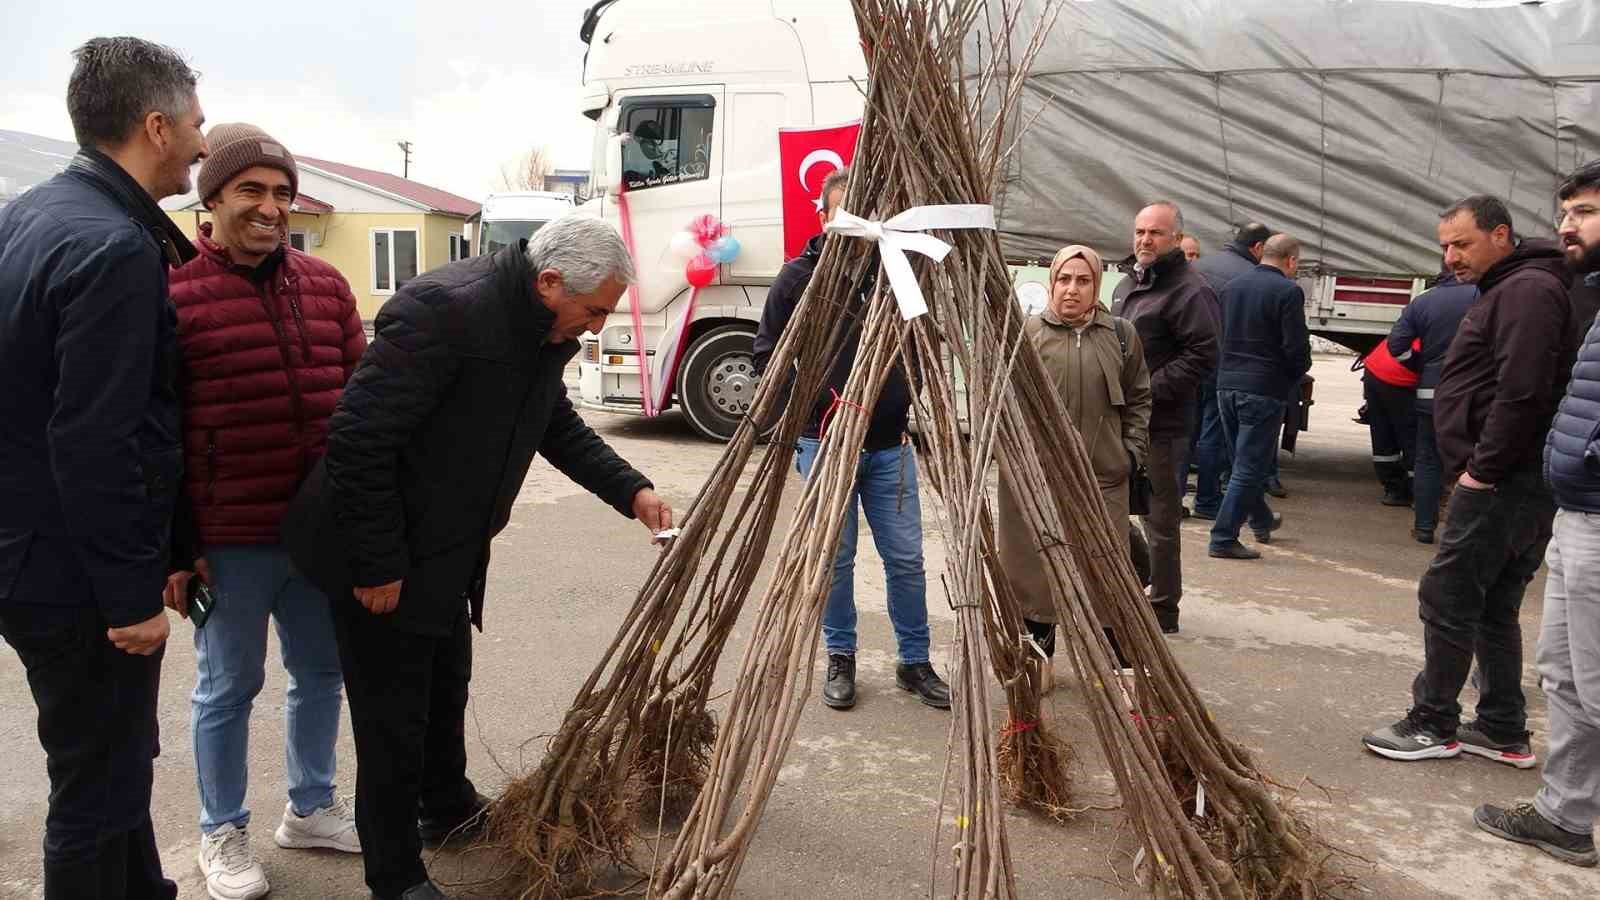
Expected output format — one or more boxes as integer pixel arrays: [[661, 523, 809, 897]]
[[980, 0, 1600, 274]]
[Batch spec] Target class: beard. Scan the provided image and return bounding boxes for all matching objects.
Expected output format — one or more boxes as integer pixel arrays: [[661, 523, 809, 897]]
[[1565, 239, 1600, 275]]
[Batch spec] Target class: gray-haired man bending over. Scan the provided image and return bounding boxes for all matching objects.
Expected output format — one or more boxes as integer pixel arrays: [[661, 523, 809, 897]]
[[283, 215, 672, 900]]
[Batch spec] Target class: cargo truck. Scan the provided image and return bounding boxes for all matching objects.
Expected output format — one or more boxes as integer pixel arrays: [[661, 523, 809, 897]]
[[573, 0, 1599, 440]]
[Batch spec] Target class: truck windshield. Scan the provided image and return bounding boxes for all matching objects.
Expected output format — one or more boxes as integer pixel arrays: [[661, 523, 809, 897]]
[[479, 219, 547, 255]]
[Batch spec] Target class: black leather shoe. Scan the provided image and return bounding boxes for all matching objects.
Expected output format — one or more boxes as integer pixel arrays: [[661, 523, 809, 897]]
[[896, 662, 951, 709], [419, 792, 492, 846], [1152, 606, 1180, 634], [1252, 512, 1284, 544], [1210, 541, 1262, 560], [1264, 478, 1288, 499], [1412, 528, 1435, 544], [822, 653, 856, 709], [1189, 507, 1218, 521], [1381, 490, 1413, 507], [373, 880, 448, 900]]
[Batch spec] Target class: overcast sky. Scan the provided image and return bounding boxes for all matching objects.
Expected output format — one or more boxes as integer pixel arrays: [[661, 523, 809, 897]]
[[0, 0, 1561, 202], [1, 0, 601, 201]]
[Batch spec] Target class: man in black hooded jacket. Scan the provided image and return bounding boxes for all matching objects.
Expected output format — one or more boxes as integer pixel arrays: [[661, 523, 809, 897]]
[[1364, 196, 1576, 771], [752, 167, 950, 713], [1473, 161, 1600, 869]]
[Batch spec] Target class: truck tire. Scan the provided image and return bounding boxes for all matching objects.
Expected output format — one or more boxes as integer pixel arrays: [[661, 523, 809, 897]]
[[676, 324, 759, 442]]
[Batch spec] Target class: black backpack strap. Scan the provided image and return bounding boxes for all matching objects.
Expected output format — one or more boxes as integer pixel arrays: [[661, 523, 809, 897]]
[[1112, 316, 1130, 361]]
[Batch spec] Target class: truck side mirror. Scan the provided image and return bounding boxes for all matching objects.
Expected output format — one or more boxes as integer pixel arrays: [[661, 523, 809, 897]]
[[604, 133, 626, 195]]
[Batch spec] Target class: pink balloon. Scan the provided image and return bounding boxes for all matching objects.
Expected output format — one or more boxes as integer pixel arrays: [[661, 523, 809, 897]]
[[689, 213, 725, 247], [686, 253, 717, 288]]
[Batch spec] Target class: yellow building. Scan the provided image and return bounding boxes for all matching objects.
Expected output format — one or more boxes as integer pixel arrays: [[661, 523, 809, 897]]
[[166, 156, 481, 321]]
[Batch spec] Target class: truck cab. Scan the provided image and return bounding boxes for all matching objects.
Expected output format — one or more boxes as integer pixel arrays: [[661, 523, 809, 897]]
[[477, 192, 576, 257], [574, 0, 866, 440]]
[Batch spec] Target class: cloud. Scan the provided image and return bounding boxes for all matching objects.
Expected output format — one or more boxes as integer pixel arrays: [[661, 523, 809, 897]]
[[0, 0, 601, 202], [407, 58, 596, 199]]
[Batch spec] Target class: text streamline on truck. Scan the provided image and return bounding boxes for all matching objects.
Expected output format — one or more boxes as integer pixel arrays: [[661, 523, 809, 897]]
[[573, 0, 1600, 442]]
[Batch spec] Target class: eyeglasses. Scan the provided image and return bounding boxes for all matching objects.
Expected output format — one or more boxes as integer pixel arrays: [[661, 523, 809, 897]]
[[1557, 203, 1600, 230]]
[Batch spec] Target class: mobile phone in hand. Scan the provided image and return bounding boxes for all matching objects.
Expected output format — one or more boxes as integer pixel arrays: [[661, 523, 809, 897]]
[[187, 577, 218, 628]]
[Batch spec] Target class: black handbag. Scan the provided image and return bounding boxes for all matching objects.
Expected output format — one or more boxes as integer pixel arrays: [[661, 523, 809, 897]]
[[1129, 460, 1153, 516]]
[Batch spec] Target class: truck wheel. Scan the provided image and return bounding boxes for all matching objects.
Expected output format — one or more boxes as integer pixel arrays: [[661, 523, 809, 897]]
[[677, 324, 758, 442]]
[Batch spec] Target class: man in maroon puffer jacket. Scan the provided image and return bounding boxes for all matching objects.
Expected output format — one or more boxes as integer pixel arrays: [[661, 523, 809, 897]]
[[162, 124, 366, 900]]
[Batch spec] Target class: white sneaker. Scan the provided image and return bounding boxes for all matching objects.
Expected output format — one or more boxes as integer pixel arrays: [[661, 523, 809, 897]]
[[197, 822, 270, 900], [274, 796, 361, 853]]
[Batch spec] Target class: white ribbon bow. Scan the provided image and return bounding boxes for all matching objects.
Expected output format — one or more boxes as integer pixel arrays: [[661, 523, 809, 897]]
[[823, 204, 997, 319]]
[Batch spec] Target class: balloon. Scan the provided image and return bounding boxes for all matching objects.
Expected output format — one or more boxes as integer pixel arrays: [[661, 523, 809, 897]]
[[707, 234, 742, 264], [689, 213, 725, 247], [685, 253, 717, 288], [668, 230, 701, 260]]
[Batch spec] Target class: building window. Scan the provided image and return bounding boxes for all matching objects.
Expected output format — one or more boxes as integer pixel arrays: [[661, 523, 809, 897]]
[[288, 230, 307, 252], [372, 228, 419, 293], [448, 233, 469, 261], [620, 95, 715, 192]]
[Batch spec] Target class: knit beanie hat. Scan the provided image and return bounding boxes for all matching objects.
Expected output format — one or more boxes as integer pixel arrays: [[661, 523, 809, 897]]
[[197, 123, 298, 203]]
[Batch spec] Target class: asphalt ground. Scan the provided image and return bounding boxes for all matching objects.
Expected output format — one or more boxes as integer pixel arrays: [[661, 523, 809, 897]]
[[2, 355, 1594, 899]]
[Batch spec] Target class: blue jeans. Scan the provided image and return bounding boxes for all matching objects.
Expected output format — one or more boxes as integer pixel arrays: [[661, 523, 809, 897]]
[[192, 545, 344, 833], [1210, 390, 1286, 548], [795, 437, 931, 664], [1191, 380, 1229, 515], [1414, 411, 1442, 532]]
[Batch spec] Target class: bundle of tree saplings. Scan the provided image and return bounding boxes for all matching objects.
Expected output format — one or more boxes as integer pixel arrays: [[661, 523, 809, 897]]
[[491, 0, 1349, 897], [653, 0, 1345, 896], [482, 225, 876, 896]]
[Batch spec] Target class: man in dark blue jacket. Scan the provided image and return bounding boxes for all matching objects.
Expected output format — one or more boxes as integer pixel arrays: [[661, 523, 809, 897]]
[[1208, 235, 1311, 559], [1474, 161, 1600, 869], [0, 37, 207, 900], [1189, 223, 1271, 518], [1386, 272, 1477, 543]]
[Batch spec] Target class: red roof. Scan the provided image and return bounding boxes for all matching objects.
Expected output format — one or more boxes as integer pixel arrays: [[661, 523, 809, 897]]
[[297, 156, 480, 217], [290, 193, 334, 214]]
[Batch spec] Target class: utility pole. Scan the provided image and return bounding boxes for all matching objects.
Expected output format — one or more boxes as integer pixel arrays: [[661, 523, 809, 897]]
[[397, 140, 413, 179]]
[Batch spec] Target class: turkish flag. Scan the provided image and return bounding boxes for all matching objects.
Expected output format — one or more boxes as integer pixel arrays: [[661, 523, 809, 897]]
[[778, 120, 861, 260]]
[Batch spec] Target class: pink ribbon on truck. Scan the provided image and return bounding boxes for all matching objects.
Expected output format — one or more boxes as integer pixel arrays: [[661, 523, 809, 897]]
[[614, 185, 656, 416]]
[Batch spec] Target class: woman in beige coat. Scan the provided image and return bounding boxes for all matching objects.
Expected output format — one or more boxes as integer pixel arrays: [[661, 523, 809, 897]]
[[997, 244, 1152, 686]]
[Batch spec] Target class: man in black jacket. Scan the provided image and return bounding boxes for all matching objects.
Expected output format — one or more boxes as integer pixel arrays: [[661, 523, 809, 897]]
[[0, 37, 207, 900], [1474, 162, 1600, 868], [282, 215, 670, 900], [1364, 196, 1575, 769], [1112, 201, 1220, 632], [752, 167, 949, 712], [1208, 235, 1310, 560], [1189, 223, 1270, 518]]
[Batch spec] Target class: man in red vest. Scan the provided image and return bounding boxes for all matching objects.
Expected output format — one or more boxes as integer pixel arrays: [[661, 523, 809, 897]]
[[163, 124, 367, 900], [1360, 336, 1420, 507]]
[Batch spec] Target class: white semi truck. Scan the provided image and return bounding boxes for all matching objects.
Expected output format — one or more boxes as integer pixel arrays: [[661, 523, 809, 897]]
[[474, 191, 575, 257], [572, 0, 1598, 441], [572, 0, 867, 440]]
